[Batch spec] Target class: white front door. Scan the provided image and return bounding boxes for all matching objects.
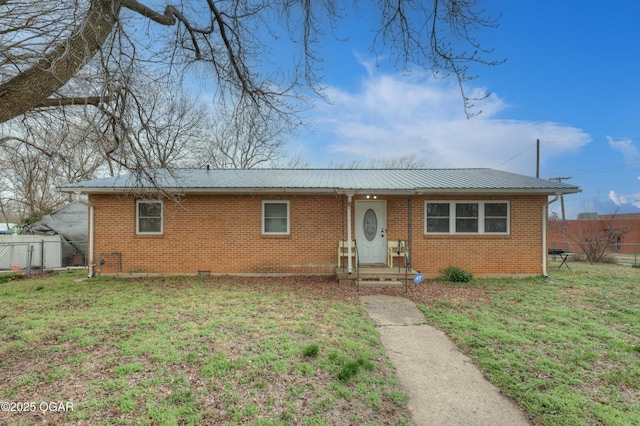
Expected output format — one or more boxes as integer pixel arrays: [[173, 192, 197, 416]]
[[355, 200, 387, 264]]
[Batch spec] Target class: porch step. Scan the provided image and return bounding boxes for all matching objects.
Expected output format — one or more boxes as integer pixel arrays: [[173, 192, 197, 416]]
[[337, 265, 417, 284], [357, 279, 404, 287]]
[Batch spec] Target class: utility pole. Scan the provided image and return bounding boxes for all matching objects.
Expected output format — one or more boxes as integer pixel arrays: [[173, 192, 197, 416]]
[[549, 176, 573, 247], [536, 139, 540, 178], [549, 176, 572, 221]]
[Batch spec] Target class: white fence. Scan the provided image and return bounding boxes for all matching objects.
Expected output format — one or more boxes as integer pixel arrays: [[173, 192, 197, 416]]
[[0, 235, 86, 272]]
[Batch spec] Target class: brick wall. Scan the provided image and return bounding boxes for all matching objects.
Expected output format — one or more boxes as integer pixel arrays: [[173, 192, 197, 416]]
[[547, 217, 640, 255], [89, 193, 547, 276], [409, 195, 546, 277]]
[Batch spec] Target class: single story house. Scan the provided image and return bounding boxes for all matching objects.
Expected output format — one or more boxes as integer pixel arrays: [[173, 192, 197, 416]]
[[59, 168, 581, 278]]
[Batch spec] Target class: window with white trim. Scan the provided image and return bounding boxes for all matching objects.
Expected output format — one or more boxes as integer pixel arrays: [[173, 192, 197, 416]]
[[425, 201, 509, 234], [136, 200, 163, 234], [262, 201, 290, 234]]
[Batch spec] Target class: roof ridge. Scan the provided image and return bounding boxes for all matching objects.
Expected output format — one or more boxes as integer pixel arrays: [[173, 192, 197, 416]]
[[161, 167, 494, 171]]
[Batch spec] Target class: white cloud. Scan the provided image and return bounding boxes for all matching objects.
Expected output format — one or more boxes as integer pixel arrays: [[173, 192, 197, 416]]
[[609, 190, 626, 207], [304, 68, 592, 173], [609, 190, 640, 209], [608, 136, 639, 164]]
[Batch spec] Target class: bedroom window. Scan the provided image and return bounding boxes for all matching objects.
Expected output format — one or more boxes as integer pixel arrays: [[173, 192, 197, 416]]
[[456, 203, 479, 233], [137, 200, 163, 234], [263, 201, 290, 234], [484, 202, 509, 233], [425, 201, 509, 234], [425, 202, 450, 233]]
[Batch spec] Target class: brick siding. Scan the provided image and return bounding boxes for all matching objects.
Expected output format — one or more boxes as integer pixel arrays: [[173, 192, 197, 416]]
[[547, 216, 640, 255], [89, 193, 547, 276]]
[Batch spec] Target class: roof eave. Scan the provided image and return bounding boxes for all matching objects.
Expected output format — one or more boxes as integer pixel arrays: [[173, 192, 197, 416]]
[[60, 186, 582, 196]]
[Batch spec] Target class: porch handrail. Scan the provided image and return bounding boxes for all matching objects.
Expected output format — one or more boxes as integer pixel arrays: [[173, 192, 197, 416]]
[[339, 239, 358, 273], [397, 239, 410, 292], [395, 239, 410, 271]]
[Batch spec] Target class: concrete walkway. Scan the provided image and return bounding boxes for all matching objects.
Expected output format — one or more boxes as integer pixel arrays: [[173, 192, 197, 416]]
[[360, 294, 531, 426]]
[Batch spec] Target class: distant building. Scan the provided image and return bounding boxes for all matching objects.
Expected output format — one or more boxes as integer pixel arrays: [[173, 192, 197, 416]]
[[548, 212, 640, 255], [599, 213, 640, 220], [577, 212, 599, 220]]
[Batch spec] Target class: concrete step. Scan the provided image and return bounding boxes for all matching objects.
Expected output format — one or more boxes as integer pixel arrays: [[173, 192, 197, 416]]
[[337, 267, 416, 284], [357, 279, 405, 287], [358, 273, 411, 280]]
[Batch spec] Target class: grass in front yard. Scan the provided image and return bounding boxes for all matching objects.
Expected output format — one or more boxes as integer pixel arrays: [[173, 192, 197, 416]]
[[417, 262, 640, 425], [0, 272, 410, 425]]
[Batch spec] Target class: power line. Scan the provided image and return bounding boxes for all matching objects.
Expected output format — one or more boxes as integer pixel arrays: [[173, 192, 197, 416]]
[[492, 142, 536, 169], [544, 162, 640, 176]]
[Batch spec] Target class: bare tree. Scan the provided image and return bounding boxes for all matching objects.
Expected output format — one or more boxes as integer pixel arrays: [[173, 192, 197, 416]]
[[572, 220, 629, 264], [269, 152, 310, 169], [1, 0, 501, 128], [0, 196, 19, 230], [369, 154, 429, 169], [329, 154, 428, 169], [96, 75, 208, 171], [0, 139, 62, 218], [0, 112, 107, 217], [195, 102, 299, 169]]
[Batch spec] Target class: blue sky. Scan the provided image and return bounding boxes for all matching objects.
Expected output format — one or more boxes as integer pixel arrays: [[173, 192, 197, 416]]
[[284, 1, 640, 219]]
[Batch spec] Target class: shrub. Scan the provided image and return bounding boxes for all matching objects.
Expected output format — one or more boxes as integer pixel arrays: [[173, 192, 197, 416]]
[[443, 266, 473, 283]]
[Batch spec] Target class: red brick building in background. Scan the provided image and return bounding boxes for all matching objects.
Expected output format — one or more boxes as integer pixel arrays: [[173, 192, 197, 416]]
[[547, 212, 640, 257]]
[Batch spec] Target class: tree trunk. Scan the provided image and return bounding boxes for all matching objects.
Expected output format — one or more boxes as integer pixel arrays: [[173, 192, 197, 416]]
[[0, 0, 122, 123]]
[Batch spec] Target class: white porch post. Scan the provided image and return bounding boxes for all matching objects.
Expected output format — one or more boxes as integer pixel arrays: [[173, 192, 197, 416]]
[[347, 194, 353, 274], [543, 194, 560, 277], [88, 203, 95, 278], [542, 203, 548, 277]]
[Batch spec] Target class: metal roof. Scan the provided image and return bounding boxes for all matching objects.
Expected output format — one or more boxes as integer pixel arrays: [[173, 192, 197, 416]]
[[59, 168, 581, 195]]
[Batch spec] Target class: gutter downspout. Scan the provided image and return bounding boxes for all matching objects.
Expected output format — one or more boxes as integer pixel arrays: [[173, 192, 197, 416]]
[[88, 204, 95, 278], [543, 194, 561, 277], [347, 194, 353, 274]]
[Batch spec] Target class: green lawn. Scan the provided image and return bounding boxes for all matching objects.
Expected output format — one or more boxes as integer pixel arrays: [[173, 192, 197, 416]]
[[1, 262, 639, 425], [0, 273, 410, 425], [417, 261, 640, 425]]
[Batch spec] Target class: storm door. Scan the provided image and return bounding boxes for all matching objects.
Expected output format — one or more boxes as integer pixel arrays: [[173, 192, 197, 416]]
[[355, 200, 387, 264]]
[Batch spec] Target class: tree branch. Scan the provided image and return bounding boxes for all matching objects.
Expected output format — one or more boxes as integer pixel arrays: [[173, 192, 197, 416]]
[[0, 136, 55, 157], [32, 96, 105, 109], [0, 0, 122, 123], [122, 0, 176, 26]]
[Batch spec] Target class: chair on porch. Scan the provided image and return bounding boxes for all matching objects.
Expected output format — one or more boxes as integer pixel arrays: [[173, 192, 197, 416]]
[[338, 240, 357, 270], [388, 240, 409, 268]]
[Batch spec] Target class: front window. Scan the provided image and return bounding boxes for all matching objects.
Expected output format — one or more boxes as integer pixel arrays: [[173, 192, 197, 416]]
[[426, 202, 450, 233], [137, 200, 163, 234], [425, 201, 509, 234], [484, 202, 509, 233], [263, 201, 290, 234], [456, 203, 479, 233]]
